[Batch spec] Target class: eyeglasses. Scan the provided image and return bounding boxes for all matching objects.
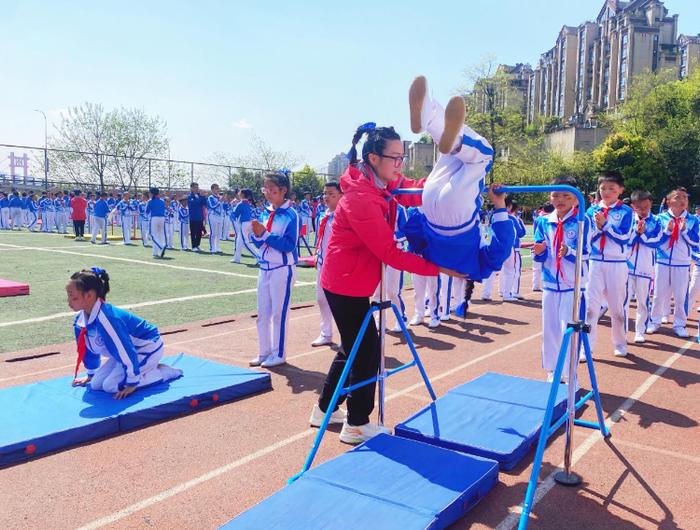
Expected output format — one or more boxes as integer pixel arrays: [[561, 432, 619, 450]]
[[378, 154, 408, 168]]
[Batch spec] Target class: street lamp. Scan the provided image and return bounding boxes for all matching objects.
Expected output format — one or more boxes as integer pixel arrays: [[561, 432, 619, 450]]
[[34, 109, 48, 189]]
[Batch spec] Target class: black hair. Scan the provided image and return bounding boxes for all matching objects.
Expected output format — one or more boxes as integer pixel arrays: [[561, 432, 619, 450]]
[[190, 182, 199, 188], [348, 124, 401, 165], [543, 204, 555, 213], [504, 196, 513, 208], [264, 173, 291, 199], [551, 175, 578, 187], [598, 169, 624, 187], [100, 192, 108, 198], [240, 188, 254, 201], [630, 190, 652, 203], [324, 181, 342, 193], [21, 192, 27, 197], [149, 187, 160, 196], [70, 268, 111, 300], [666, 187, 689, 199]]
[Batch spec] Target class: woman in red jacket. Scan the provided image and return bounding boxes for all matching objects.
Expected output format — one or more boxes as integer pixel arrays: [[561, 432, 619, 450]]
[[310, 123, 462, 444]]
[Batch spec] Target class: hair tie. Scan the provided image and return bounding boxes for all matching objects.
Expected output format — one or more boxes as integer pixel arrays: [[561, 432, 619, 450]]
[[91, 267, 105, 276], [358, 122, 376, 133]]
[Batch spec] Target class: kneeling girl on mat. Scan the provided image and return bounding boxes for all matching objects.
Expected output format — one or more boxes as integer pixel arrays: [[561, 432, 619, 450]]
[[68, 267, 182, 399]]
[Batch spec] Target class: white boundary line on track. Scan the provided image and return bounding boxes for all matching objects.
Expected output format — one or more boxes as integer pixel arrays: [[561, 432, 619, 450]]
[[73, 329, 545, 530], [0, 242, 259, 279], [494, 339, 695, 530]]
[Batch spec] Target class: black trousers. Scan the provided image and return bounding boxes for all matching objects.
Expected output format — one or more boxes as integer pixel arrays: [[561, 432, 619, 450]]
[[73, 220, 85, 238], [318, 289, 380, 426], [190, 220, 204, 249]]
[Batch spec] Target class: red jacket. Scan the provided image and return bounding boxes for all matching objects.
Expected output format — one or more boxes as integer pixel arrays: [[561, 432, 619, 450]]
[[70, 196, 87, 221], [320, 164, 438, 297]]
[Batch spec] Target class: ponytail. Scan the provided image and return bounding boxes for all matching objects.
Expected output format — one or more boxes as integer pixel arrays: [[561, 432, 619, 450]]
[[69, 267, 111, 300], [347, 122, 401, 166]]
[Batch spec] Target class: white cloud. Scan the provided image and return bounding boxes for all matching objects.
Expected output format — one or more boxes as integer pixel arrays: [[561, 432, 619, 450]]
[[232, 118, 252, 129]]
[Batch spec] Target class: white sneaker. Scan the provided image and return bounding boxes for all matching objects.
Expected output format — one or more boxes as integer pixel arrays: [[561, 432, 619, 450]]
[[409, 315, 424, 326], [614, 349, 627, 358], [428, 317, 441, 329], [249, 355, 269, 367], [158, 364, 183, 382], [311, 335, 333, 347], [673, 326, 689, 338], [439, 314, 450, 322], [261, 356, 286, 368], [339, 421, 391, 445], [696, 306, 700, 313], [387, 324, 403, 333], [230, 258, 240, 263], [309, 404, 346, 427], [502, 296, 518, 302], [661, 316, 669, 324], [633, 333, 646, 344], [646, 323, 660, 334], [546, 371, 554, 383], [579, 352, 586, 363]]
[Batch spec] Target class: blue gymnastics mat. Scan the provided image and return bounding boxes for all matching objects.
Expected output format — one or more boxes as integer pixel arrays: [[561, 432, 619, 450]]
[[394, 372, 568, 470], [0, 354, 271, 466], [222, 434, 498, 530]]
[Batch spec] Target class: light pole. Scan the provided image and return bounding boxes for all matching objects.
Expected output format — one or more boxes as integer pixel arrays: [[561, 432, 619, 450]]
[[34, 109, 48, 189]]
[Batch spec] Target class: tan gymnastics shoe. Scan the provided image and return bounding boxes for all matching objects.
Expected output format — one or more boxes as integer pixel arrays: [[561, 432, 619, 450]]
[[439, 96, 466, 154], [409, 75, 428, 134]]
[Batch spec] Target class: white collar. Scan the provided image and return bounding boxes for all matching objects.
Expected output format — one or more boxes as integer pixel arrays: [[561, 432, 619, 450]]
[[547, 208, 576, 223], [76, 298, 103, 328]]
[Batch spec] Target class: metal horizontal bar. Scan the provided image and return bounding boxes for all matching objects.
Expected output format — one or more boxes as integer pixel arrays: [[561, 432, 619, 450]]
[[574, 419, 604, 430], [386, 361, 416, 377]]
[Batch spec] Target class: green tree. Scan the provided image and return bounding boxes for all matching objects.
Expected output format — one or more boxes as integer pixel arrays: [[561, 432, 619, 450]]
[[292, 164, 323, 197]]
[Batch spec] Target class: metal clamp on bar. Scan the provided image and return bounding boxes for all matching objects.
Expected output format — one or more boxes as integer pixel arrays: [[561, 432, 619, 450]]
[[371, 300, 393, 310], [567, 321, 591, 334]]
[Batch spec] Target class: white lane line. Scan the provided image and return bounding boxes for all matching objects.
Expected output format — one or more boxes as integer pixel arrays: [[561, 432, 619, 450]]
[[0, 284, 314, 328], [495, 340, 694, 530], [608, 437, 700, 464], [73, 329, 544, 530], [0, 242, 259, 279]]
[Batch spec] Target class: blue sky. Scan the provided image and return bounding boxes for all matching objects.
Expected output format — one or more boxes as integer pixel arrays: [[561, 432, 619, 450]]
[[1, 0, 698, 172]]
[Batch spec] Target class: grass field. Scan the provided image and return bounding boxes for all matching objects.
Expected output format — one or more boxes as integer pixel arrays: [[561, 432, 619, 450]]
[[0, 225, 535, 354], [0, 230, 318, 353]]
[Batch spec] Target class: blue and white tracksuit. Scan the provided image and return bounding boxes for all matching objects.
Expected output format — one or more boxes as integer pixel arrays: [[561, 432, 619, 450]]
[[138, 201, 150, 246], [586, 201, 634, 355], [251, 200, 299, 363], [165, 205, 175, 249], [86, 200, 94, 233], [9, 194, 23, 230], [300, 199, 313, 236], [27, 199, 38, 231], [116, 199, 133, 244], [626, 213, 663, 335], [73, 299, 180, 393], [0, 196, 9, 229], [91, 199, 109, 243], [147, 197, 167, 257], [207, 195, 223, 253], [401, 91, 514, 278], [21, 196, 29, 226], [232, 200, 257, 262], [534, 208, 591, 373], [54, 198, 67, 233], [43, 197, 55, 232], [222, 201, 232, 241], [64, 195, 71, 228], [650, 211, 700, 328], [316, 210, 335, 340], [178, 207, 190, 249], [373, 205, 409, 327], [501, 213, 527, 298]]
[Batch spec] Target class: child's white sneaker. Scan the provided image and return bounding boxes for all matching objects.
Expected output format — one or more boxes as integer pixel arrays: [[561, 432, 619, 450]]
[[661, 316, 669, 324], [646, 323, 660, 334], [614, 348, 627, 358], [673, 326, 689, 338], [311, 335, 333, 347], [261, 356, 286, 368], [428, 317, 441, 329], [388, 323, 403, 333], [339, 421, 391, 445], [309, 404, 346, 427], [546, 371, 554, 383], [633, 333, 646, 344], [249, 355, 269, 367], [409, 314, 424, 326]]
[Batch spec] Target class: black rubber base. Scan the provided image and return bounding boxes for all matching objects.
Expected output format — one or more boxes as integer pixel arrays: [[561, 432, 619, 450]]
[[554, 470, 582, 486]]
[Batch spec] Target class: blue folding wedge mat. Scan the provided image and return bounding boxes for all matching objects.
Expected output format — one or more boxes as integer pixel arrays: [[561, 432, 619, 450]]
[[394, 372, 569, 470], [223, 434, 498, 530], [0, 354, 271, 466]]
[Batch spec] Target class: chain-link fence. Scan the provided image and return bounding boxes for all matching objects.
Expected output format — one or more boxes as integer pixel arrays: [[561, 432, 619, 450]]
[[0, 143, 332, 196]]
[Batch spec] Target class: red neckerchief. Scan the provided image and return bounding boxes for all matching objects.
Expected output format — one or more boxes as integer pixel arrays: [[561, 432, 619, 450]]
[[265, 210, 276, 232], [599, 201, 621, 252], [669, 214, 683, 248], [553, 208, 577, 280], [315, 213, 331, 255]]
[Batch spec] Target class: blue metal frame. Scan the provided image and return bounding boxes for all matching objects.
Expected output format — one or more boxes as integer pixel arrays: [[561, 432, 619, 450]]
[[289, 301, 436, 484]]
